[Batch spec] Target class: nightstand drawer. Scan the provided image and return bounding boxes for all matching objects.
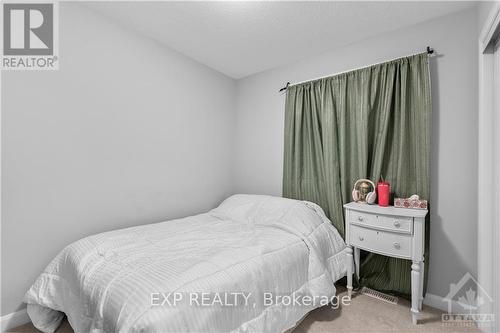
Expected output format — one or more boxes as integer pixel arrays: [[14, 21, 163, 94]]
[[350, 224, 412, 259], [350, 211, 413, 234]]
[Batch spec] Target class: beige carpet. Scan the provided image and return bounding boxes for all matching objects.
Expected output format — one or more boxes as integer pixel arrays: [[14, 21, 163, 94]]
[[9, 287, 480, 333]]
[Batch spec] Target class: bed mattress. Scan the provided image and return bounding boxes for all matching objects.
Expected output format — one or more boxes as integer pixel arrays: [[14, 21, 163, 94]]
[[25, 194, 346, 333]]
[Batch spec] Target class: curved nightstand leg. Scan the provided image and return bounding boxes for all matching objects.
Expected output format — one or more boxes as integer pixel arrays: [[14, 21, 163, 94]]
[[419, 260, 425, 311], [354, 247, 360, 279], [411, 261, 421, 324], [346, 246, 353, 299]]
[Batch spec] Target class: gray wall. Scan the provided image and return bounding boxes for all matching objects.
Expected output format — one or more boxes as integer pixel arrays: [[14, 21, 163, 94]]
[[478, 1, 497, 32], [1, 3, 236, 315], [233, 8, 478, 299]]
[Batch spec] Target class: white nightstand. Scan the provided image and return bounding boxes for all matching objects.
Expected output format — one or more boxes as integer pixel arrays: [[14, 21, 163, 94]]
[[344, 202, 428, 325]]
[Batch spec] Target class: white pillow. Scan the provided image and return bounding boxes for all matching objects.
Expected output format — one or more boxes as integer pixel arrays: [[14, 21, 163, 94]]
[[210, 194, 324, 226], [209, 194, 269, 223]]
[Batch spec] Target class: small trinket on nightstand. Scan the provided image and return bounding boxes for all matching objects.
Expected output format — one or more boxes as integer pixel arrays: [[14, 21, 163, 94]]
[[394, 194, 428, 210]]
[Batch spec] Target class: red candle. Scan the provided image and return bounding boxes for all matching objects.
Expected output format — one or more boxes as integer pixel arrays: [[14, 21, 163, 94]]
[[377, 180, 390, 207]]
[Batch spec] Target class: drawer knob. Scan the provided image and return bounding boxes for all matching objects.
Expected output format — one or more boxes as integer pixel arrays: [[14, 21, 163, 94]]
[[358, 236, 364, 241], [394, 221, 401, 228], [358, 216, 364, 222], [393, 242, 401, 249]]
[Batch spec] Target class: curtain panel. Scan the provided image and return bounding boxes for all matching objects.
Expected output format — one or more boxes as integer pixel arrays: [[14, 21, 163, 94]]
[[283, 53, 431, 297]]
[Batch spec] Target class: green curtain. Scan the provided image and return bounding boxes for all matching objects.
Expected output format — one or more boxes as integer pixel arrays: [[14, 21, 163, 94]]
[[283, 53, 431, 297]]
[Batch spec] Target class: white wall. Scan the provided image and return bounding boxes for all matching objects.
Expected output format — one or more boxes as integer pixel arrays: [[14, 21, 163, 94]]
[[234, 8, 478, 299], [1, 3, 235, 315]]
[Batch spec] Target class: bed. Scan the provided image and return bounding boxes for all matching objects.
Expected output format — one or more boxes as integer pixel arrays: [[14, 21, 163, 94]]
[[24, 194, 347, 333]]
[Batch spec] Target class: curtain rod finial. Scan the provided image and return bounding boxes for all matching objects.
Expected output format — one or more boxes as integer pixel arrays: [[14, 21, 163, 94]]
[[279, 82, 290, 92]]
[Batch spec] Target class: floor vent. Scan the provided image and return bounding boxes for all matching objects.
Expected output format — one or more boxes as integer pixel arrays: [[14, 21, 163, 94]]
[[361, 287, 399, 305]]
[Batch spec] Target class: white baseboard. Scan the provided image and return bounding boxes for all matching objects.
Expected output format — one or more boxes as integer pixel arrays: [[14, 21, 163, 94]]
[[0, 308, 30, 332], [424, 293, 461, 314]]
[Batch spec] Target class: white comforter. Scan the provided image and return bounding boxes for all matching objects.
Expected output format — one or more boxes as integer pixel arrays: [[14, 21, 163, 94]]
[[25, 195, 346, 333]]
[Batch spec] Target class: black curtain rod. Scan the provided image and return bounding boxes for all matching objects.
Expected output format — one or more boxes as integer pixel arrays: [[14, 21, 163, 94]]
[[279, 46, 435, 92]]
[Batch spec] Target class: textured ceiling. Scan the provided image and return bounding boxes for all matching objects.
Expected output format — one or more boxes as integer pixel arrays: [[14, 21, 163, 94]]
[[84, 1, 476, 79]]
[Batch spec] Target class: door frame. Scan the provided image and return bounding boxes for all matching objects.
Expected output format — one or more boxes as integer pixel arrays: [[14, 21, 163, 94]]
[[478, 3, 500, 333]]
